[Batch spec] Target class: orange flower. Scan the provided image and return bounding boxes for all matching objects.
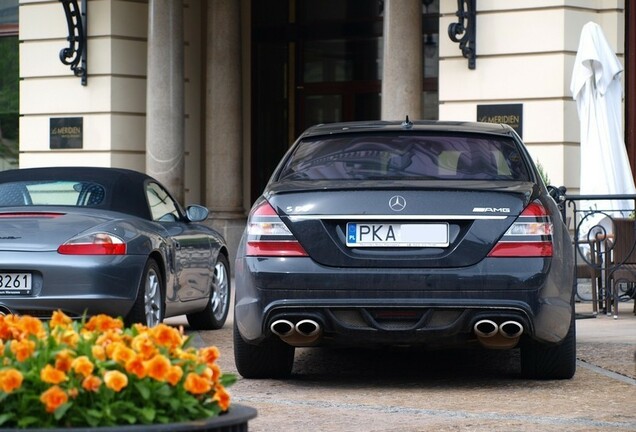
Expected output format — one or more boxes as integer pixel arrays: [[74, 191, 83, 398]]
[[111, 344, 135, 364], [81, 375, 102, 392], [103, 370, 128, 392], [166, 365, 183, 386], [183, 373, 212, 395], [145, 354, 171, 382], [52, 328, 80, 348], [91, 345, 106, 362], [151, 324, 183, 350], [10, 339, 35, 362], [55, 349, 75, 372], [0, 368, 23, 393], [125, 356, 147, 379], [50, 310, 72, 328], [40, 364, 68, 385], [85, 314, 123, 333], [131, 333, 157, 360], [18, 316, 44, 338], [199, 346, 220, 366], [40, 385, 68, 413], [213, 385, 231, 411], [71, 356, 94, 378], [68, 387, 79, 399]]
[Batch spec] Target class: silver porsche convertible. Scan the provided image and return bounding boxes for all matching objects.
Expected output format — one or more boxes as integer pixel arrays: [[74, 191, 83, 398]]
[[0, 167, 230, 329]]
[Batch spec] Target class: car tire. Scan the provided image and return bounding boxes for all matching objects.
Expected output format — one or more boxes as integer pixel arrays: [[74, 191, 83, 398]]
[[187, 253, 231, 330], [520, 314, 576, 380], [233, 320, 295, 379], [125, 258, 164, 327]]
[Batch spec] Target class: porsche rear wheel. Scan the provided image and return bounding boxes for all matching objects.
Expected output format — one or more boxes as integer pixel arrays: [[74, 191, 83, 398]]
[[187, 253, 230, 330], [125, 258, 164, 327]]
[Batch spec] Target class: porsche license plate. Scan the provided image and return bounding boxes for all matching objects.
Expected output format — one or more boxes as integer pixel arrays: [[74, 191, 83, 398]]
[[0, 273, 32, 294], [346, 223, 449, 247]]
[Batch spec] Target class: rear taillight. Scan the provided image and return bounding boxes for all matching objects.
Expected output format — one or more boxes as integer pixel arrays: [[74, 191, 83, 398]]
[[57, 233, 127, 255], [488, 201, 553, 257], [245, 200, 308, 257]]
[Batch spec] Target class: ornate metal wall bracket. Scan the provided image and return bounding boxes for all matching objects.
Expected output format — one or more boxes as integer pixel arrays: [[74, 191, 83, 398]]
[[59, 0, 87, 85], [448, 0, 476, 69]]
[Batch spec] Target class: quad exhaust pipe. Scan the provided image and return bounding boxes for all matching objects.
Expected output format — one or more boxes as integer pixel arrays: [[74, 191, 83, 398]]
[[270, 318, 322, 347], [474, 319, 524, 349]]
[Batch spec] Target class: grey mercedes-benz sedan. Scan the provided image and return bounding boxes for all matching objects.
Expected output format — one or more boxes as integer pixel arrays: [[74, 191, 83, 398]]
[[234, 120, 575, 380]]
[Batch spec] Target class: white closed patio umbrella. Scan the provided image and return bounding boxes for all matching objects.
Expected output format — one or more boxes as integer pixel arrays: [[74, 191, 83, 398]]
[[570, 21, 636, 239]]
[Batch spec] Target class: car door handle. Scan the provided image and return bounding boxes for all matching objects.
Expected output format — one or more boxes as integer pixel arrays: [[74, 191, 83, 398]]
[[174, 241, 181, 250]]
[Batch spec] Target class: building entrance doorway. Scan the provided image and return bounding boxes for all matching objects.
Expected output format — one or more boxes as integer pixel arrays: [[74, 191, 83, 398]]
[[250, 0, 439, 202]]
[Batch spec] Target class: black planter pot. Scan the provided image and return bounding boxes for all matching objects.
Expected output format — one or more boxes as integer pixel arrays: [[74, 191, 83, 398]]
[[0, 404, 257, 432]]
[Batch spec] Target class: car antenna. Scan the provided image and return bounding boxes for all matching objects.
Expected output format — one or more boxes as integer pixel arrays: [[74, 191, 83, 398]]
[[401, 115, 413, 129]]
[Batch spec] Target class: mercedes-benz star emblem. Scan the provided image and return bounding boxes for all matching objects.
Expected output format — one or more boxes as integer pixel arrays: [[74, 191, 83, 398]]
[[389, 195, 406, 212]]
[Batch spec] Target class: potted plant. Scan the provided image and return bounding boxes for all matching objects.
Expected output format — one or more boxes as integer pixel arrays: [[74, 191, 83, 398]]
[[0, 311, 256, 430]]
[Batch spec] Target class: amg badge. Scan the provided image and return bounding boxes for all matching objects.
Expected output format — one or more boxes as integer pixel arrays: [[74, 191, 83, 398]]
[[473, 207, 511, 213]]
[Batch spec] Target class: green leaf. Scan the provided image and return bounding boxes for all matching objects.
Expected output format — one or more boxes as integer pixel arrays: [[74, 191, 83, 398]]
[[139, 407, 156, 423], [54, 402, 72, 420], [0, 413, 13, 426], [220, 373, 237, 387], [134, 381, 151, 400]]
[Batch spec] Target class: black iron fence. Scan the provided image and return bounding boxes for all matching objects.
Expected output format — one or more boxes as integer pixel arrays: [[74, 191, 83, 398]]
[[562, 194, 636, 318]]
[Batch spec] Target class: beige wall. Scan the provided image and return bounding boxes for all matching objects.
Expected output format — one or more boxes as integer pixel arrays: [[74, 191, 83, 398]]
[[19, 0, 203, 204], [439, 0, 625, 191]]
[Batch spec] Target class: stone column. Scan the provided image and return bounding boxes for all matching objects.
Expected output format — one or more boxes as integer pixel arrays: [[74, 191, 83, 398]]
[[381, 0, 422, 120], [146, 0, 185, 203], [206, 0, 244, 261]]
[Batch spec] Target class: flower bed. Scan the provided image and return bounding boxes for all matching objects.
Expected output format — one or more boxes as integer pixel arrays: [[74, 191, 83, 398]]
[[0, 311, 236, 428]]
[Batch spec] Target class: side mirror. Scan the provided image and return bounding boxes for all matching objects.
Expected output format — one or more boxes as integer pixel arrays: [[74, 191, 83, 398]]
[[547, 185, 567, 203], [186, 204, 209, 222]]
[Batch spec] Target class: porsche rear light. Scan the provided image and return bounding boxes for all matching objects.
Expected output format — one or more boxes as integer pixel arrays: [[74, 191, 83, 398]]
[[57, 233, 127, 255], [245, 200, 308, 257], [488, 201, 553, 257]]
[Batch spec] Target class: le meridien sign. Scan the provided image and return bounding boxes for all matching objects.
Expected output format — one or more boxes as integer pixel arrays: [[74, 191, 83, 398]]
[[477, 104, 523, 138], [50, 117, 83, 149]]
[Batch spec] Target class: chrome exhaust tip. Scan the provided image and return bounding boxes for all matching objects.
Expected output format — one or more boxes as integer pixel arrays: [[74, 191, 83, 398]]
[[499, 321, 524, 339], [474, 319, 498, 338], [270, 319, 295, 338], [295, 319, 321, 337], [0, 305, 13, 316]]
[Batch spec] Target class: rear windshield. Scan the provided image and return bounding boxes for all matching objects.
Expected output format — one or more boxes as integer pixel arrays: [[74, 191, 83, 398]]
[[0, 181, 105, 207], [277, 133, 531, 181]]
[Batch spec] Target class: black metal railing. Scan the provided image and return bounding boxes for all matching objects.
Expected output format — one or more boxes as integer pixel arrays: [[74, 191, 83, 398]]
[[562, 194, 636, 318]]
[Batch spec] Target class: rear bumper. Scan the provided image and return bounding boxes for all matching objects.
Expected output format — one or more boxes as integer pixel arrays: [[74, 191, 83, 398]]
[[234, 256, 574, 347], [0, 251, 147, 319]]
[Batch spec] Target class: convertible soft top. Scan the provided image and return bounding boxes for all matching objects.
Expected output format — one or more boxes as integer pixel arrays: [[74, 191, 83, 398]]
[[0, 167, 159, 220]]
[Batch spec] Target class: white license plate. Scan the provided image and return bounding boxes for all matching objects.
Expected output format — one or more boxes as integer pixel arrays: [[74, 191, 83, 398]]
[[346, 223, 449, 247], [0, 273, 33, 294]]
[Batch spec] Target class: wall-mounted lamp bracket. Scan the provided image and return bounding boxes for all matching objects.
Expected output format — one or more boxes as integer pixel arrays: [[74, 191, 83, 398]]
[[448, 0, 476, 69], [59, 0, 87, 85]]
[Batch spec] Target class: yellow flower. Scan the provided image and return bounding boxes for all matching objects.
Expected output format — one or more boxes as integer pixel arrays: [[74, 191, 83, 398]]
[[0, 368, 23, 393], [10, 339, 35, 362], [103, 370, 128, 392], [40, 385, 68, 413], [52, 328, 80, 348], [71, 356, 94, 378], [183, 373, 212, 395], [81, 375, 102, 393], [40, 364, 68, 385], [146, 354, 171, 382], [91, 345, 106, 362]]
